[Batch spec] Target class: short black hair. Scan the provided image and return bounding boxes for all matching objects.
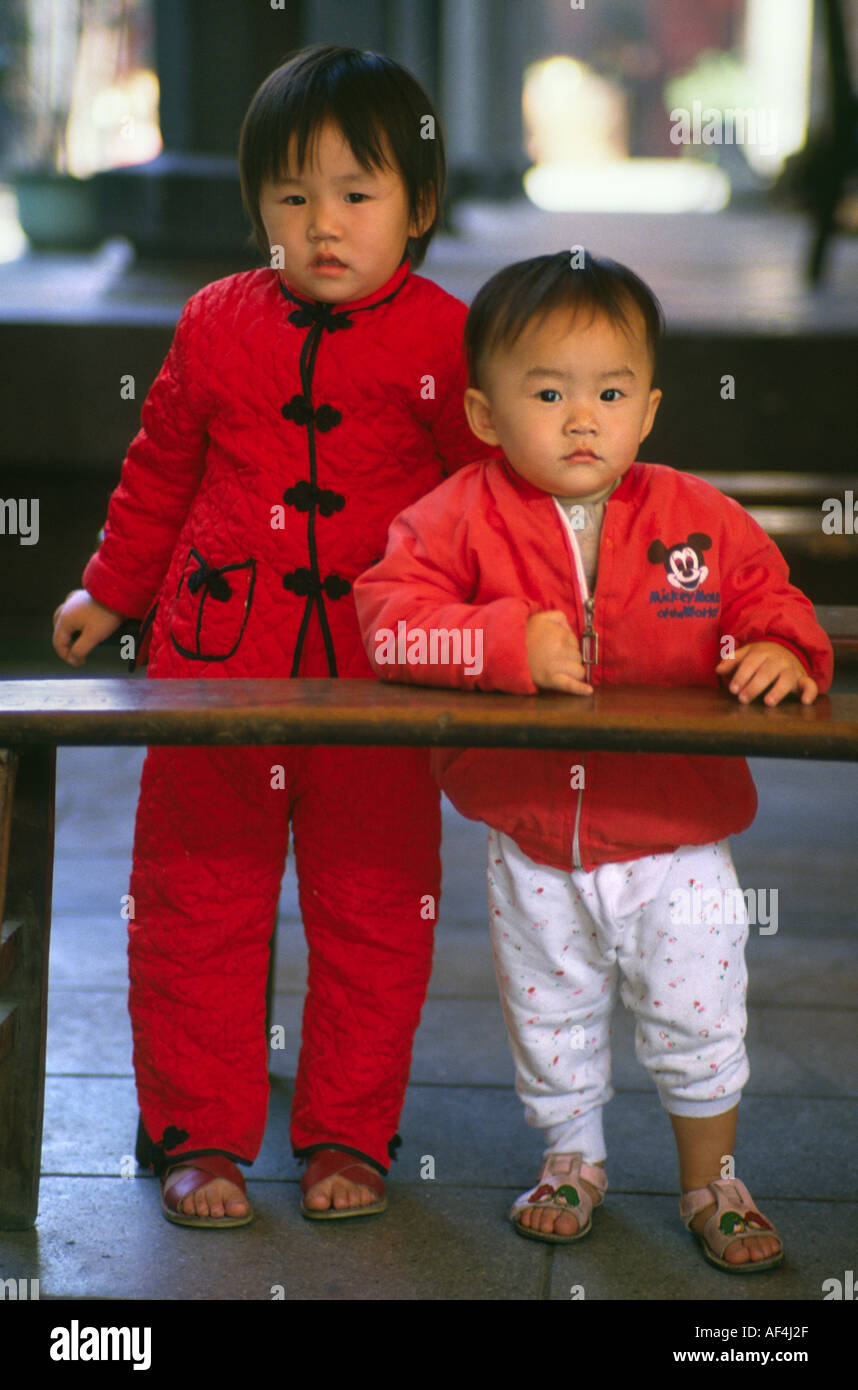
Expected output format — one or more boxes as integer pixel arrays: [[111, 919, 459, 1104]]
[[239, 44, 445, 268], [465, 250, 664, 390]]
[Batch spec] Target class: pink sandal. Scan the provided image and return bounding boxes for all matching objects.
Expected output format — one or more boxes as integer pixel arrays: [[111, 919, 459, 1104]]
[[510, 1152, 607, 1244], [680, 1177, 783, 1273]]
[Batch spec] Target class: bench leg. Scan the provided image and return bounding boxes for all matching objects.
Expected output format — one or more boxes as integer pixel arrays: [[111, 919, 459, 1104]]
[[0, 745, 55, 1229]]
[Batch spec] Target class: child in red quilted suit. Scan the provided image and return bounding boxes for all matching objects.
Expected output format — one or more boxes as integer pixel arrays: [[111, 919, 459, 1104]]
[[354, 251, 833, 1272], [52, 45, 492, 1227]]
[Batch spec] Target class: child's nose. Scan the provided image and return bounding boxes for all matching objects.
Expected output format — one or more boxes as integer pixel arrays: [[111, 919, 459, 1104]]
[[308, 199, 342, 240], [565, 403, 596, 432]]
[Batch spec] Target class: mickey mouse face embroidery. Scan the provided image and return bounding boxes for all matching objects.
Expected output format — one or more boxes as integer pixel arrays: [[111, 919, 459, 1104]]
[[648, 532, 712, 592]]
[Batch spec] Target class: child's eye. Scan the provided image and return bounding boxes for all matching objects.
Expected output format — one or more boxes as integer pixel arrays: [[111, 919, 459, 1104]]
[[537, 389, 562, 402], [601, 388, 624, 401], [345, 192, 369, 203], [281, 195, 305, 205]]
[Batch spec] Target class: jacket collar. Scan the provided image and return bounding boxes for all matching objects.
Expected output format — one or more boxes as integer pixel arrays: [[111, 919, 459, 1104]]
[[498, 456, 645, 505], [276, 257, 411, 320]]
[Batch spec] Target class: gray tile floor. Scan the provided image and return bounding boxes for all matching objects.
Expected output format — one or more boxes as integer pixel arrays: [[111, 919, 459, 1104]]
[[0, 741, 855, 1303]]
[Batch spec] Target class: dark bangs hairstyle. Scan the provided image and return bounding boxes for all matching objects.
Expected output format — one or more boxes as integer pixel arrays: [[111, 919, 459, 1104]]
[[465, 251, 665, 390], [239, 44, 446, 267]]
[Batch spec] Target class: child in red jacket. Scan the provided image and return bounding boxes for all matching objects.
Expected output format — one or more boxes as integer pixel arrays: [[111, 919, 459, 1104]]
[[52, 45, 491, 1228], [354, 250, 833, 1272]]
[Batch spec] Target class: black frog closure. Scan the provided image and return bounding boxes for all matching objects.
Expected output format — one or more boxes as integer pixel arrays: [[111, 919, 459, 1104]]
[[169, 547, 256, 662], [277, 273, 407, 676]]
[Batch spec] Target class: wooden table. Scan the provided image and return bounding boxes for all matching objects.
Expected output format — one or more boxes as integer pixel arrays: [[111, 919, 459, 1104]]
[[1, 676, 857, 1229]]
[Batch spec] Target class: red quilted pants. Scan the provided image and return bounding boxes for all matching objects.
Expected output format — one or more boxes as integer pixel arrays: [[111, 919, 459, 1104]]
[[127, 740, 441, 1174]]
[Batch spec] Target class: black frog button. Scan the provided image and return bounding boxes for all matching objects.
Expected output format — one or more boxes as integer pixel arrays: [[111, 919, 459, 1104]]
[[169, 548, 256, 661]]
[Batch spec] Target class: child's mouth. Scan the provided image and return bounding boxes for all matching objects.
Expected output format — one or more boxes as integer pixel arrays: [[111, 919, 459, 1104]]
[[311, 255, 347, 270]]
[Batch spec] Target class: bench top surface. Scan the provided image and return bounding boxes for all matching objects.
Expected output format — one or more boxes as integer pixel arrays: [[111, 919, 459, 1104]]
[[1, 678, 857, 760]]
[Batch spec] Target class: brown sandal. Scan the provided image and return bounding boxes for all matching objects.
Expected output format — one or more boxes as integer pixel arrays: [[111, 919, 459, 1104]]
[[300, 1147, 387, 1220], [160, 1153, 253, 1228]]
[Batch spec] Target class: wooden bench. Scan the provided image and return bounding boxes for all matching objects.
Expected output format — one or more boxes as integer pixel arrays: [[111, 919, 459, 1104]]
[[1, 661, 857, 1229], [695, 472, 856, 549]]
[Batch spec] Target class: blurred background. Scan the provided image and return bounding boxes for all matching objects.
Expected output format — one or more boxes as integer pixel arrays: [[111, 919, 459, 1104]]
[[1, 4, 855, 1312], [1, 0, 857, 670]]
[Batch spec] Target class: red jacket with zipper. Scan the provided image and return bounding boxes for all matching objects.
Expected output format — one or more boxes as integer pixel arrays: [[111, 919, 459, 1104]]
[[353, 456, 834, 872]]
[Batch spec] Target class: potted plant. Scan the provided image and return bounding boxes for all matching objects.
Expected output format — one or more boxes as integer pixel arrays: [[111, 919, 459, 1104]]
[[5, 0, 101, 249]]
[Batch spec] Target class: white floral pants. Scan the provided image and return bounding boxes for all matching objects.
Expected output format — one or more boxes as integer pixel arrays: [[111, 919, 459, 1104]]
[[487, 831, 750, 1163]]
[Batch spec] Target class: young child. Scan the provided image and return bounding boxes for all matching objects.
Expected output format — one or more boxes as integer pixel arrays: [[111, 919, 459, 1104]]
[[51, 44, 494, 1228], [353, 250, 833, 1271]]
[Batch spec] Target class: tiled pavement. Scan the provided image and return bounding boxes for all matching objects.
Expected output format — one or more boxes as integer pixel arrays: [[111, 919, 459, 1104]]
[[0, 734, 855, 1305]]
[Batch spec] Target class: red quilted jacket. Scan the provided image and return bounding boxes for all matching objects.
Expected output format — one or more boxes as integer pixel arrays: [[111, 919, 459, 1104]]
[[354, 457, 835, 871], [83, 259, 489, 677]]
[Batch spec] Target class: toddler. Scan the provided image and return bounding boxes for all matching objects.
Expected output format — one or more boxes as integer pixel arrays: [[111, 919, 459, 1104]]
[[52, 44, 493, 1227], [354, 250, 833, 1271]]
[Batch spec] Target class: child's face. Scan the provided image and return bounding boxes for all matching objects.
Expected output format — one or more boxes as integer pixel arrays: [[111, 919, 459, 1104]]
[[258, 120, 430, 302], [465, 305, 662, 497]]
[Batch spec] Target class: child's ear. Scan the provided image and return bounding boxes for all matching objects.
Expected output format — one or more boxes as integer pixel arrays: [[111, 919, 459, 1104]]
[[411, 185, 437, 238], [638, 387, 662, 445], [464, 387, 501, 446]]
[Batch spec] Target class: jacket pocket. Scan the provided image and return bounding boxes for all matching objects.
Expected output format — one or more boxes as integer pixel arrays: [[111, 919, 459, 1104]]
[[169, 547, 256, 662]]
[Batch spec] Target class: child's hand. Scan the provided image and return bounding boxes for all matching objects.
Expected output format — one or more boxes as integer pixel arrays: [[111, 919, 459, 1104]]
[[526, 610, 594, 696], [716, 641, 819, 706], [52, 589, 124, 667]]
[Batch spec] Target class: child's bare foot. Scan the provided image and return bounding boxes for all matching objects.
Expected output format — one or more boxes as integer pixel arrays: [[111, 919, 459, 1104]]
[[302, 1173, 383, 1213], [516, 1170, 604, 1237], [511, 1153, 607, 1242], [160, 1156, 252, 1226], [170, 1170, 251, 1220], [299, 1148, 387, 1218], [687, 1198, 782, 1267], [670, 1112, 782, 1267]]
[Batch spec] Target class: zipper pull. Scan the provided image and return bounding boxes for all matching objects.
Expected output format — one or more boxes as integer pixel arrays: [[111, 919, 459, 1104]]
[[581, 595, 599, 679]]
